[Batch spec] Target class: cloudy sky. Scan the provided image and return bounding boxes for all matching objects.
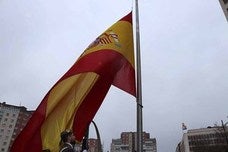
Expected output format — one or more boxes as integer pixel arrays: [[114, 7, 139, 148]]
[[1, 0, 228, 151]]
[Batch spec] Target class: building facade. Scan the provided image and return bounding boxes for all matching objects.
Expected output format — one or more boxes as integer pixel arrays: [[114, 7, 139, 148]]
[[176, 126, 228, 152], [0, 102, 33, 152], [111, 132, 157, 152], [87, 138, 100, 152], [111, 139, 130, 152], [219, 0, 228, 21], [73, 138, 102, 152]]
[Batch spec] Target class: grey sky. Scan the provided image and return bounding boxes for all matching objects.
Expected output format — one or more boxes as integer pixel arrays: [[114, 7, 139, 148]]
[[1, 0, 228, 151]]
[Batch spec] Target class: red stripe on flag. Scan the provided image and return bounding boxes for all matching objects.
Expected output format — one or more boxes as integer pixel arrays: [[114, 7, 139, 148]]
[[120, 12, 132, 23], [58, 49, 135, 95]]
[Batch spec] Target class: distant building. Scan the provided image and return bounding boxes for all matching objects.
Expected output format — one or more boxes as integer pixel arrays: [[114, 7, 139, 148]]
[[0, 102, 33, 152], [176, 126, 228, 152], [219, 0, 228, 21], [73, 138, 102, 152], [111, 139, 129, 152], [88, 138, 100, 152], [111, 131, 157, 152]]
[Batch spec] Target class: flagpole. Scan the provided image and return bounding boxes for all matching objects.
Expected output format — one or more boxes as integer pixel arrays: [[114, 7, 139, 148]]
[[134, 0, 143, 151]]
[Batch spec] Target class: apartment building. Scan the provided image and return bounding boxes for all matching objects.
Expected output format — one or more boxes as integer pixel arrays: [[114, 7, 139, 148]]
[[0, 102, 33, 152], [176, 126, 228, 152], [111, 131, 156, 152], [87, 138, 100, 152]]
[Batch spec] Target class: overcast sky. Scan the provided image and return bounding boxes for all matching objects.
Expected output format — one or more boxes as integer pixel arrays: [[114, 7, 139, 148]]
[[1, 0, 228, 152]]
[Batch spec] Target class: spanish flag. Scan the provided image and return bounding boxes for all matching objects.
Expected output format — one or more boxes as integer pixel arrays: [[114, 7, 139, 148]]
[[11, 12, 135, 152]]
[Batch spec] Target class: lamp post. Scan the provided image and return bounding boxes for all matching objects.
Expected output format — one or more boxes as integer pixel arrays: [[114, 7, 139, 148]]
[[81, 121, 102, 152], [91, 121, 102, 152]]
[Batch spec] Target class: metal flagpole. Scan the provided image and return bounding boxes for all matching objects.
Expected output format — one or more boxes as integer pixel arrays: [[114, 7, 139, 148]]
[[134, 0, 143, 151]]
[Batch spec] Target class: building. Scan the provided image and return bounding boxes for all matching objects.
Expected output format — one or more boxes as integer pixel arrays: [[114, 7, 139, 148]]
[[88, 138, 100, 152], [0, 102, 33, 152], [219, 0, 228, 21], [111, 131, 157, 152], [144, 138, 157, 152], [111, 139, 130, 152], [73, 138, 102, 152], [176, 126, 228, 152]]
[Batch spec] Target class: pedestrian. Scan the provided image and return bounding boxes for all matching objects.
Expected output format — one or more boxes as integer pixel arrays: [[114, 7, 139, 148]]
[[59, 130, 76, 152]]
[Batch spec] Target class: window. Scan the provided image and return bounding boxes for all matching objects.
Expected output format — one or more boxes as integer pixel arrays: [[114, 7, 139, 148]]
[[223, 0, 228, 4]]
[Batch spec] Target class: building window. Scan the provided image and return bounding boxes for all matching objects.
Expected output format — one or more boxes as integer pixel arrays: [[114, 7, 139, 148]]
[[223, 0, 228, 4]]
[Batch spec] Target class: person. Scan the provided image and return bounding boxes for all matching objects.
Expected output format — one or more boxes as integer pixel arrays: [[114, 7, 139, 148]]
[[59, 130, 76, 152]]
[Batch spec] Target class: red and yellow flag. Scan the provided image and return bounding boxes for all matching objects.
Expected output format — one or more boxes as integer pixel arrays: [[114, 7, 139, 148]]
[[11, 12, 135, 152]]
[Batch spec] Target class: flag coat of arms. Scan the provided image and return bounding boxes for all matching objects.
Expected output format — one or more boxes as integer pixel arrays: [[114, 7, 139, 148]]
[[11, 12, 135, 152]]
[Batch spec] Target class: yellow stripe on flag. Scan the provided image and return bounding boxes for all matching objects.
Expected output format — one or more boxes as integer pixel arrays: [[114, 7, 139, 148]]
[[41, 72, 99, 151], [80, 21, 134, 67]]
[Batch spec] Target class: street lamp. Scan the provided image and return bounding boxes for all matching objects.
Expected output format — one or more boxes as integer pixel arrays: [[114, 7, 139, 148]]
[[81, 120, 102, 152]]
